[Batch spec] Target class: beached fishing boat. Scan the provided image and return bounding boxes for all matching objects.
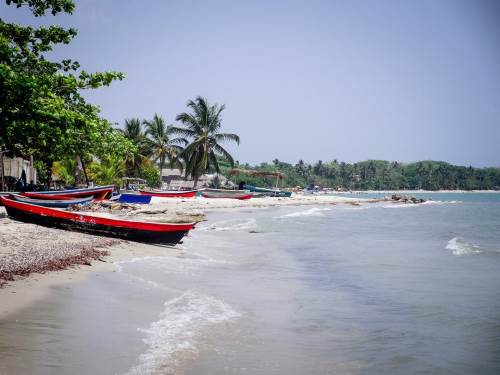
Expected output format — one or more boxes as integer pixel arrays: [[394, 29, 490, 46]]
[[22, 185, 114, 200], [243, 184, 292, 197], [119, 193, 152, 204], [139, 189, 197, 198], [8, 194, 93, 208], [1, 197, 195, 245], [201, 188, 253, 200]]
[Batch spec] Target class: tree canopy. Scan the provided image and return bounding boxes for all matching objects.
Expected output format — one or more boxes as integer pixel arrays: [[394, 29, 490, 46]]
[[226, 159, 500, 191], [0, 0, 132, 185]]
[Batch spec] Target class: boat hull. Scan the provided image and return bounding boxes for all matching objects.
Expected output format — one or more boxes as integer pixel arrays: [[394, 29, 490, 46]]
[[244, 184, 292, 197], [9, 194, 93, 208], [139, 190, 197, 198], [1, 197, 194, 245], [201, 189, 252, 200], [119, 193, 152, 204], [22, 185, 114, 200]]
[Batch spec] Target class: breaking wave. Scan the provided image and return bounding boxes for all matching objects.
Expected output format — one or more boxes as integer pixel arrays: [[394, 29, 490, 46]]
[[446, 237, 482, 256], [125, 290, 241, 375], [199, 218, 257, 231], [381, 200, 460, 209], [275, 207, 331, 219]]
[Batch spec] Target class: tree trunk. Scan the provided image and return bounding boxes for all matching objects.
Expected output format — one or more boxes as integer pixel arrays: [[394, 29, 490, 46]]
[[0, 146, 4, 192], [193, 177, 198, 188], [45, 160, 54, 189], [80, 156, 90, 187]]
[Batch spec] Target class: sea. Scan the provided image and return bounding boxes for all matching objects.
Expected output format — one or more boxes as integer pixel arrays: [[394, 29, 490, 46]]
[[1, 192, 499, 374]]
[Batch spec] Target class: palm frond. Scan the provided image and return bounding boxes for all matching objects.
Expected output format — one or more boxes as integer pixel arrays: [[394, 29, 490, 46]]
[[214, 133, 240, 145]]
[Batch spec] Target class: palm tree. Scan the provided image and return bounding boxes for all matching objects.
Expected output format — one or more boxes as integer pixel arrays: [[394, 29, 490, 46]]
[[173, 97, 240, 187], [143, 114, 187, 173], [89, 155, 126, 186], [119, 118, 150, 176]]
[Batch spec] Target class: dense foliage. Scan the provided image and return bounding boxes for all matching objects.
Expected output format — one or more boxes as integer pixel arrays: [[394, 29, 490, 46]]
[[173, 97, 239, 187], [0, 0, 133, 186], [226, 159, 500, 191]]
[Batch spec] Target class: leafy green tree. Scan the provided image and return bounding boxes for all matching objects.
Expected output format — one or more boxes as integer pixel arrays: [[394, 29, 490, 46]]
[[143, 114, 187, 173], [0, 0, 129, 186], [173, 97, 240, 187], [88, 155, 125, 186], [138, 161, 162, 188]]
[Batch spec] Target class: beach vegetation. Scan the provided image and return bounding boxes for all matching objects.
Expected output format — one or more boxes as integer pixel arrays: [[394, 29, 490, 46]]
[[0, 0, 132, 187], [225, 159, 500, 191], [173, 97, 240, 187], [143, 114, 187, 173]]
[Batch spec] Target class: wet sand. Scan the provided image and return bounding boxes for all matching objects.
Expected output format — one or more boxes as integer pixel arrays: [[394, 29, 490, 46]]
[[0, 194, 370, 319]]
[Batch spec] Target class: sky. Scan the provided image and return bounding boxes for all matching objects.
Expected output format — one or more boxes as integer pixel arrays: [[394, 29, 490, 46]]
[[2, 0, 500, 167]]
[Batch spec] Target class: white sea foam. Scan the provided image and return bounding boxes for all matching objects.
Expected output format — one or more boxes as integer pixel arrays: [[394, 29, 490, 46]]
[[275, 207, 331, 219], [125, 290, 241, 375], [116, 254, 230, 277], [446, 237, 482, 256], [381, 200, 460, 209], [199, 218, 257, 231]]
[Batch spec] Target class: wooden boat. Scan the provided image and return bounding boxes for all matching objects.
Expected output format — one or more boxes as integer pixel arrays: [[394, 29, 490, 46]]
[[243, 184, 292, 197], [8, 194, 93, 208], [0, 192, 19, 206], [1, 197, 195, 245], [201, 188, 253, 200], [119, 193, 152, 204], [22, 185, 114, 200], [139, 189, 197, 198]]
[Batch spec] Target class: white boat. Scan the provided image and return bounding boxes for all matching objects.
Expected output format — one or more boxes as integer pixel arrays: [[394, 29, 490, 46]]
[[201, 188, 252, 200]]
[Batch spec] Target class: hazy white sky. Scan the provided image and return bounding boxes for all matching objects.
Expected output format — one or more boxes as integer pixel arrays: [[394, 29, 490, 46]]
[[2, 0, 500, 166]]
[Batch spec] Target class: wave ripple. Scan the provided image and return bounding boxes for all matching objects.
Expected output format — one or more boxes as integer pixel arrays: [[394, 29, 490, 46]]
[[125, 290, 240, 375]]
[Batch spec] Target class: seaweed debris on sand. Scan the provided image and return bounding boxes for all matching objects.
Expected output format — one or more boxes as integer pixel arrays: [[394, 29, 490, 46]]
[[0, 214, 119, 287]]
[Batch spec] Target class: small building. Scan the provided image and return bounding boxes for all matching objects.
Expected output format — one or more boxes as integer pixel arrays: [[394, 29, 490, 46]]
[[1, 154, 37, 190]]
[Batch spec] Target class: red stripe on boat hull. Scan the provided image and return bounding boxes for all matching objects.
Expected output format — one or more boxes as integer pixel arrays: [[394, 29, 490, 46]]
[[139, 190, 197, 198], [22, 187, 113, 200]]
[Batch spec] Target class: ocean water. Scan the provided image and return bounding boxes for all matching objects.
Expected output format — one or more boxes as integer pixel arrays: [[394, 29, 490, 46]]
[[1, 194, 500, 374]]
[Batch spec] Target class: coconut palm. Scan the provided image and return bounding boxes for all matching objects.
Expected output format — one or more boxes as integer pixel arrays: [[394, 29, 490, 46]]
[[119, 118, 151, 176], [143, 114, 187, 173], [173, 97, 240, 187], [89, 155, 126, 186]]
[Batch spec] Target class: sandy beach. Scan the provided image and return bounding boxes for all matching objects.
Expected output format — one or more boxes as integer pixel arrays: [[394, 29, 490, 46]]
[[0, 194, 371, 318]]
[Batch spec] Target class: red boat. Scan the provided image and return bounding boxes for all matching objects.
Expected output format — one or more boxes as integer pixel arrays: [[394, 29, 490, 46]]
[[1, 197, 195, 245], [22, 185, 114, 200], [139, 189, 197, 198]]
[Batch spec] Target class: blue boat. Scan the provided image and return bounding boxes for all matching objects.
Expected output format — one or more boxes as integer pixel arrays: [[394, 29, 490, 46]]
[[118, 193, 152, 204], [9, 194, 93, 208]]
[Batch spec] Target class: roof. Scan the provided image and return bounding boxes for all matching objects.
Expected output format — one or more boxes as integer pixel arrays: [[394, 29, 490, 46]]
[[228, 168, 284, 179], [161, 168, 183, 177]]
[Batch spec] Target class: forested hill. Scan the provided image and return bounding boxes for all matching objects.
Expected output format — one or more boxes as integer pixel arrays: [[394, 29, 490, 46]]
[[223, 160, 500, 190]]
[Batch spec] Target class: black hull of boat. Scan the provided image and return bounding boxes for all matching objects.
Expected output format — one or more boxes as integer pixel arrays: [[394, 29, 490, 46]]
[[4, 205, 189, 245]]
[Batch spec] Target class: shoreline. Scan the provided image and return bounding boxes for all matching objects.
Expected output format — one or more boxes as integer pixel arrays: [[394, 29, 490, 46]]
[[0, 195, 373, 318], [0, 241, 182, 319]]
